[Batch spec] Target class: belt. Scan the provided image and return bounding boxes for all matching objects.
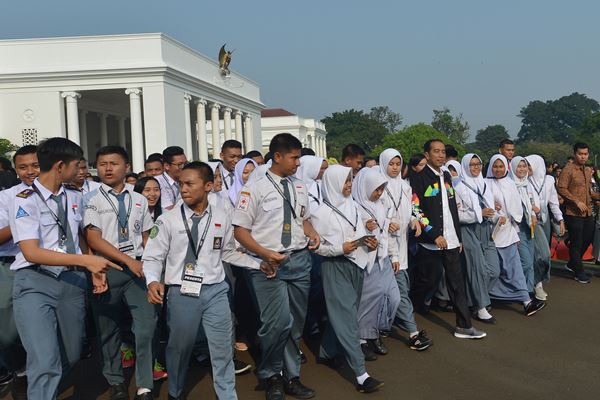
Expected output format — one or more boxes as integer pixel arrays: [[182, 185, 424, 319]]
[[281, 246, 308, 256], [24, 264, 86, 278], [0, 256, 16, 264]]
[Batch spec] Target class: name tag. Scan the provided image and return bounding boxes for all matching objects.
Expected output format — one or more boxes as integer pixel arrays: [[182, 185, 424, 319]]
[[181, 262, 204, 297], [118, 240, 135, 257], [213, 236, 223, 250]]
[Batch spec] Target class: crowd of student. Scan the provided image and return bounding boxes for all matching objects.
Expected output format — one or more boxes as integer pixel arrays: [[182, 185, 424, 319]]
[[0, 134, 595, 400]]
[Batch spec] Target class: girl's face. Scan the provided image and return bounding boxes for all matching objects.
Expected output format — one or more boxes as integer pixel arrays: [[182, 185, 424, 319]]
[[342, 173, 352, 197], [413, 158, 427, 173], [241, 162, 255, 184], [449, 166, 458, 177], [317, 160, 328, 180], [492, 159, 506, 178], [387, 156, 401, 178], [515, 160, 528, 179], [142, 180, 161, 208], [469, 156, 482, 177], [369, 184, 385, 201], [213, 168, 223, 192]]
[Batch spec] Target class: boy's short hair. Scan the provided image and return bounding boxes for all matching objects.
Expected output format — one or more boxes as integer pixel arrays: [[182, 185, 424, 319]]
[[96, 145, 130, 164], [269, 133, 302, 155], [13, 145, 38, 163], [182, 161, 214, 183], [37, 138, 83, 172], [341, 144, 365, 161]]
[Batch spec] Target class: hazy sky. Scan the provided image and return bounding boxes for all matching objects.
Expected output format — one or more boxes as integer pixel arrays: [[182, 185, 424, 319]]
[[1, 0, 599, 139]]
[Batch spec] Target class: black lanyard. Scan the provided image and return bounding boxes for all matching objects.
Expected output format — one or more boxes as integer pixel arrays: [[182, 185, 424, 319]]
[[266, 172, 297, 219], [32, 182, 69, 243], [384, 187, 403, 212], [323, 199, 358, 232], [528, 177, 545, 197], [161, 173, 177, 202], [308, 183, 321, 205], [181, 205, 212, 260], [99, 187, 132, 236], [359, 204, 383, 233]]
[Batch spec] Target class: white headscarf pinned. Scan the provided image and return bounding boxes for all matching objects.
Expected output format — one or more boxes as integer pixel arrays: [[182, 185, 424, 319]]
[[228, 158, 257, 205], [297, 155, 325, 203], [486, 154, 522, 223]]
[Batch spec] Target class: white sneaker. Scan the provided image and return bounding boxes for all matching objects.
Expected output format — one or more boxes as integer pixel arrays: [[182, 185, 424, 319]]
[[454, 327, 486, 339], [534, 286, 548, 301]]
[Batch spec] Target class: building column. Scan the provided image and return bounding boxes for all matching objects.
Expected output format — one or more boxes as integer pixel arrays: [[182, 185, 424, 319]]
[[308, 134, 314, 153], [322, 136, 327, 158], [79, 110, 88, 159], [117, 116, 127, 148], [244, 114, 253, 152], [234, 110, 243, 147], [126, 88, 145, 172], [99, 113, 108, 147], [183, 94, 194, 158], [195, 99, 208, 161], [223, 107, 232, 141], [210, 103, 221, 158], [62, 91, 81, 145]]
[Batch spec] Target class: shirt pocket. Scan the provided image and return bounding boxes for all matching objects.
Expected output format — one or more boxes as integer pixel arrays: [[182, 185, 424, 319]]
[[262, 199, 282, 212]]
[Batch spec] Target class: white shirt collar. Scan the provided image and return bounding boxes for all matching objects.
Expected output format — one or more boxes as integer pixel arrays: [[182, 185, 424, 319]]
[[33, 177, 65, 200]]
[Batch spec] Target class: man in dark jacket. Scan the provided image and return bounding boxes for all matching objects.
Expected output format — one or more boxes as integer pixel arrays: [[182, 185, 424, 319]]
[[410, 139, 486, 339]]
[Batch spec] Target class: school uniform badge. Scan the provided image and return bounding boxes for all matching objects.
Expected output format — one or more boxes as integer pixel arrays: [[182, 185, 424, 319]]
[[237, 191, 250, 211], [16, 189, 34, 198], [15, 206, 29, 219], [213, 236, 223, 250], [149, 225, 159, 239]]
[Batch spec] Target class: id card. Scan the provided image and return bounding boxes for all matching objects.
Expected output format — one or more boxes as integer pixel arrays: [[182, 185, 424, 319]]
[[118, 240, 135, 258], [180, 262, 204, 297]]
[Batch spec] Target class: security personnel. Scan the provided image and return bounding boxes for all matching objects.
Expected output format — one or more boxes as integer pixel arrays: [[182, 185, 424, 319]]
[[9, 137, 119, 400], [155, 146, 187, 210], [83, 146, 155, 400], [233, 133, 320, 400], [0, 145, 39, 399], [143, 161, 244, 400]]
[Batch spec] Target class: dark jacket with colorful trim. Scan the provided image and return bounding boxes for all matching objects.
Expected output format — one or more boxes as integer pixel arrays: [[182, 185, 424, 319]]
[[410, 165, 462, 245]]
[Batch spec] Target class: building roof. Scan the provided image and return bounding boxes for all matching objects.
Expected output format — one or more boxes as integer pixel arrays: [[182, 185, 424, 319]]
[[261, 108, 296, 118]]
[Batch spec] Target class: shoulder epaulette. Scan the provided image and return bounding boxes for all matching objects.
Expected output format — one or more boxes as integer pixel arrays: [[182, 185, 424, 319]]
[[16, 189, 35, 198], [63, 183, 81, 191]]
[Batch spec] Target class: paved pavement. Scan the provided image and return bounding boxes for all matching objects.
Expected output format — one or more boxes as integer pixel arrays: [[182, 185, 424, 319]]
[[2, 269, 600, 400]]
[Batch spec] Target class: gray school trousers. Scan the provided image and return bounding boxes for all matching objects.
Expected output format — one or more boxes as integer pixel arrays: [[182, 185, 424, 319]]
[[0, 259, 25, 372]]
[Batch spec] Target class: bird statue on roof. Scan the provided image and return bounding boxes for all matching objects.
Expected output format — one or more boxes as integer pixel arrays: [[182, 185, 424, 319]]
[[218, 44, 233, 76]]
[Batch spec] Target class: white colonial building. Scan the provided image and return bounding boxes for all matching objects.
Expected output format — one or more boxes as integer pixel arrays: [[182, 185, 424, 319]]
[[0, 33, 264, 171], [260, 108, 327, 157]]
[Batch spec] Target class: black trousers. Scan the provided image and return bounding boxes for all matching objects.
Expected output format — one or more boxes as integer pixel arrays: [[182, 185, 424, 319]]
[[410, 247, 472, 329], [565, 215, 595, 274]]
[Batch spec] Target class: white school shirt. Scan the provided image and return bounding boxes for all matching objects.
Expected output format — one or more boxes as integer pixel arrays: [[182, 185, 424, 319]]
[[81, 180, 101, 196], [222, 168, 236, 192], [489, 182, 520, 248], [380, 180, 413, 269], [9, 179, 84, 270], [142, 203, 251, 285], [232, 169, 310, 258], [155, 172, 180, 210], [356, 199, 399, 271], [0, 183, 28, 256], [531, 175, 563, 224], [420, 166, 460, 251], [83, 183, 154, 258]]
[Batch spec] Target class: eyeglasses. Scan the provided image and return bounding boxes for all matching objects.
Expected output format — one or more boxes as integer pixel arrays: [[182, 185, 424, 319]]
[[469, 163, 482, 168], [168, 162, 186, 169]]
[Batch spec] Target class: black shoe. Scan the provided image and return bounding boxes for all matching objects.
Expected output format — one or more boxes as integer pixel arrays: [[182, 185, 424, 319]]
[[316, 356, 344, 370], [368, 338, 388, 355], [284, 377, 315, 399], [378, 329, 391, 338], [574, 270, 591, 284], [81, 340, 93, 359], [110, 383, 129, 400], [564, 263, 574, 272], [134, 392, 153, 400], [300, 351, 307, 364], [524, 299, 546, 316], [409, 330, 433, 351], [234, 358, 252, 375], [361, 343, 377, 361], [356, 377, 384, 393], [168, 396, 180, 400], [10, 375, 27, 400], [266, 375, 285, 400], [0, 369, 13, 387], [473, 314, 497, 324]]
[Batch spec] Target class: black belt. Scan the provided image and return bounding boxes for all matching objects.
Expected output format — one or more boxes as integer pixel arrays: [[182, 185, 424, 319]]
[[24, 264, 86, 278], [0, 256, 16, 264]]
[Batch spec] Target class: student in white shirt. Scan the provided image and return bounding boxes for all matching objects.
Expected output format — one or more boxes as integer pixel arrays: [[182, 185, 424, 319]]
[[296, 155, 327, 211], [220, 140, 243, 192], [228, 158, 257, 207], [155, 146, 187, 210], [207, 161, 233, 211], [486, 155, 545, 316]]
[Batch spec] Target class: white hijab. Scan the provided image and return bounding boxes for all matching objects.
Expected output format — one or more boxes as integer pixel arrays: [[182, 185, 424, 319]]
[[456, 154, 485, 223], [228, 158, 257, 205], [525, 154, 547, 195], [510, 156, 534, 225], [379, 148, 412, 228], [486, 154, 523, 223], [352, 167, 388, 228], [461, 153, 494, 210], [207, 161, 231, 209], [297, 155, 324, 203]]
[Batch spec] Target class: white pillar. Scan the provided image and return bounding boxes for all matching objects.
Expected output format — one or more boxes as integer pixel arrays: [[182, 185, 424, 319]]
[[62, 92, 81, 145], [118, 116, 127, 148], [195, 99, 208, 162], [183, 94, 193, 159], [308, 135, 314, 153], [223, 107, 232, 141], [210, 103, 221, 158], [322, 136, 327, 158], [99, 113, 108, 147], [234, 110, 243, 145], [79, 110, 88, 159], [126, 88, 145, 172], [244, 114, 254, 152]]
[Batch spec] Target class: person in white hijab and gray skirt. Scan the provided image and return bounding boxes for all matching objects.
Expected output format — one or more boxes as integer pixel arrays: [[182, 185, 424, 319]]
[[352, 167, 401, 361], [311, 165, 384, 394]]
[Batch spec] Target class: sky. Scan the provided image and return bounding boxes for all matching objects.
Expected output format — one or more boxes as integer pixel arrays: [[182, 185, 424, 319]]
[[1, 0, 599, 140]]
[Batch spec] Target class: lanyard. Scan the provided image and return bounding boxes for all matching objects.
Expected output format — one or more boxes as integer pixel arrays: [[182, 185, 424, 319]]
[[99, 187, 132, 236], [359, 204, 383, 233], [308, 182, 321, 205], [384, 187, 403, 212], [180, 205, 212, 260], [265, 172, 298, 219], [462, 181, 489, 208], [32, 182, 69, 243], [161, 173, 177, 202], [528, 177, 545, 197], [323, 199, 358, 232]]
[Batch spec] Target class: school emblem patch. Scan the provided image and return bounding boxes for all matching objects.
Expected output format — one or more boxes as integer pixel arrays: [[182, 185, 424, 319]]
[[149, 225, 159, 239], [237, 191, 250, 211], [15, 206, 29, 219], [16, 189, 34, 198]]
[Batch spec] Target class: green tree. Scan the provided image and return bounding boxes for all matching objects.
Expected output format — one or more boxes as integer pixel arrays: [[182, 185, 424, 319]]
[[322, 109, 388, 159], [517, 92, 600, 143], [472, 124, 510, 159], [516, 141, 572, 164], [368, 106, 403, 134], [372, 123, 465, 159], [431, 107, 470, 144], [0, 138, 18, 159]]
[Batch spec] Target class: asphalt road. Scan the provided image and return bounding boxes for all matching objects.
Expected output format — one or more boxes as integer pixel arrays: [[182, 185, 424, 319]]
[[2, 270, 599, 400]]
